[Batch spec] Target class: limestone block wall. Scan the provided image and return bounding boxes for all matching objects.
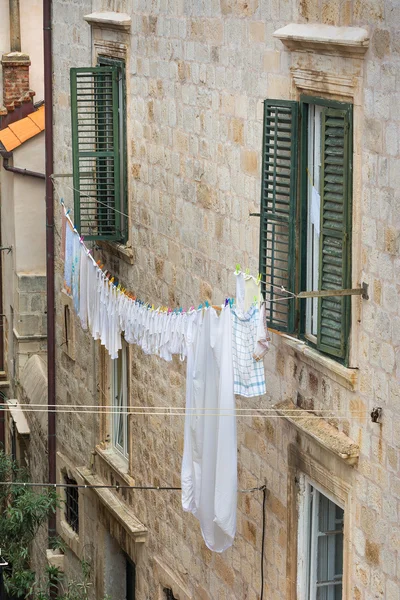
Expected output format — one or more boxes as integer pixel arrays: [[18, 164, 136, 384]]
[[52, 1, 400, 599]]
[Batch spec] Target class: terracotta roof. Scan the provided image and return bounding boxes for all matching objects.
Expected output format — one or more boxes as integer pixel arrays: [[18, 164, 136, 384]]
[[0, 105, 45, 152]]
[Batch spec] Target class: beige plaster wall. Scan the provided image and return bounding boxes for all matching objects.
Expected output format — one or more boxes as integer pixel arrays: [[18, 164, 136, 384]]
[[13, 134, 46, 273], [0, 0, 43, 102], [20, 0, 44, 101]]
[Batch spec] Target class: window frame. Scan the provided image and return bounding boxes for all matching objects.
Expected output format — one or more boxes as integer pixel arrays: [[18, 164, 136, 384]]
[[64, 474, 79, 535], [299, 95, 353, 363], [96, 55, 128, 244], [297, 476, 345, 600], [259, 95, 353, 364], [111, 340, 129, 461]]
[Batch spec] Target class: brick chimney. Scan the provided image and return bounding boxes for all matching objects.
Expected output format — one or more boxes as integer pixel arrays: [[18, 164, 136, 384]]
[[1, 52, 35, 113]]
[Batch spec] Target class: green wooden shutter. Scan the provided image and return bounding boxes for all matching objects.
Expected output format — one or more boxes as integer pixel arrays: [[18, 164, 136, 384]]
[[259, 100, 298, 332], [70, 67, 121, 241], [317, 106, 352, 359]]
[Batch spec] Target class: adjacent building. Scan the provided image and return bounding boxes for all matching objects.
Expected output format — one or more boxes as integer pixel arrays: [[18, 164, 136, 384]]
[[50, 1, 400, 599]]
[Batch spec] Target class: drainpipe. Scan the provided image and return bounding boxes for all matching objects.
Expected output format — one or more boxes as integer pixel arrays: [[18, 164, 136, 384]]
[[1, 153, 45, 179], [43, 0, 56, 554], [9, 0, 21, 53]]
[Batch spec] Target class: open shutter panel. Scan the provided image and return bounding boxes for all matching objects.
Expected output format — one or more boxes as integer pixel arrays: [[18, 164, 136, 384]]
[[70, 67, 121, 241], [317, 107, 352, 359], [259, 100, 298, 332]]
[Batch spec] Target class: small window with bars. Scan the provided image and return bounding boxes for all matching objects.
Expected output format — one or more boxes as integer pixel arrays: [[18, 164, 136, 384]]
[[64, 474, 79, 534], [163, 589, 177, 600], [70, 57, 127, 242], [259, 97, 352, 364]]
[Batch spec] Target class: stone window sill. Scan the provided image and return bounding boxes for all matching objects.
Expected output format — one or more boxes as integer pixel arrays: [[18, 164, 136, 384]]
[[96, 444, 135, 487], [78, 467, 147, 543], [98, 240, 134, 265], [278, 334, 358, 392], [274, 23, 369, 57], [84, 12, 131, 33], [275, 400, 359, 465]]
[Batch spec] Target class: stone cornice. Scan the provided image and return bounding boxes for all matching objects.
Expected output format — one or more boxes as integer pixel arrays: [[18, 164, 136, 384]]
[[84, 11, 131, 32], [274, 23, 369, 57]]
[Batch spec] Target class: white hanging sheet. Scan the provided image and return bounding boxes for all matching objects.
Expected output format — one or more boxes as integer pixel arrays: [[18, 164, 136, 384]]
[[182, 306, 237, 552]]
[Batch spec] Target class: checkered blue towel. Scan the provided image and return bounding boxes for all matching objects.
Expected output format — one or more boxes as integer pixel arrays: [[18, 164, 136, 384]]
[[231, 306, 266, 397]]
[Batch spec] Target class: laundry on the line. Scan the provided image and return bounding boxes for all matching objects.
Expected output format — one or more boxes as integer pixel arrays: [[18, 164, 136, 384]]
[[61, 201, 270, 552]]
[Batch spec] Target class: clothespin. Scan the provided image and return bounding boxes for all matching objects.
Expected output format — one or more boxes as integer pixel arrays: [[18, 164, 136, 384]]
[[254, 295, 258, 305], [197, 303, 203, 310], [256, 273, 262, 284], [205, 300, 210, 308], [229, 298, 234, 308], [66, 209, 71, 216], [245, 267, 250, 276], [235, 264, 241, 275]]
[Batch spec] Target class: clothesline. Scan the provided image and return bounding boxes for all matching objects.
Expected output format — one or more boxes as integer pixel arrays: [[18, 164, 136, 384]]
[[0, 481, 264, 493], [4, 406, 365, 419], [53, 179, 296, 304], [4, 400, 365, 416]]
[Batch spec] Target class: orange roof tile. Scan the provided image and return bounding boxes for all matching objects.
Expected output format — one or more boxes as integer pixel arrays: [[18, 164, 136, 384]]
[[0, 106, 45, 152], [9, 117, 41, 144], [28, 105, 45, 131], [0, 127, 21, 152]]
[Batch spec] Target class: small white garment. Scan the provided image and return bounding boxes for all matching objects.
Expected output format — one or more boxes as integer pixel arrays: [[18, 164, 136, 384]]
[[64, 222, 74, 295], [253, 302, 270, 361], [71, 234, 81, 314], [231, 305, 266, 397], [311, 186, 321, 236], [78, 245, 88, 330], [182, 306, 237, 553], [244, 274, 261, 312], [235, 272, 245, 312]]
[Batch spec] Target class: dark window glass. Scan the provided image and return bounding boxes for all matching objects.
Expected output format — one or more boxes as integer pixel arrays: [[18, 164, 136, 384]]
[[64, 475, 79, 534]]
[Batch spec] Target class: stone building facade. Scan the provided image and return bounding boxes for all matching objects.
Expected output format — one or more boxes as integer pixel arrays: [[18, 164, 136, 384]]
[[51, 1, 400, 599]]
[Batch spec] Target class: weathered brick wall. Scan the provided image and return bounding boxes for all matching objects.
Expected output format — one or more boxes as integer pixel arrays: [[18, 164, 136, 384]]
[[52, 0, 400, 598]]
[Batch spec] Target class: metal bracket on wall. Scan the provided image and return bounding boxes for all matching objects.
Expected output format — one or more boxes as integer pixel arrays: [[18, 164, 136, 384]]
[[0, 247, 12, 254], [297, 282, 369, 301]]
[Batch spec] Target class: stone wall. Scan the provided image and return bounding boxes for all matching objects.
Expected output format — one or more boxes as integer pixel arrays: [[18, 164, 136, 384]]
[[52, 1, 400, 599]]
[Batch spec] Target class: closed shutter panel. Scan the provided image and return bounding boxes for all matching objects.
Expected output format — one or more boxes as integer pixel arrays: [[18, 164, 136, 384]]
[[259, 100, 298, 332], [317, 107, 352, 360], [70, 67, 121, 241]]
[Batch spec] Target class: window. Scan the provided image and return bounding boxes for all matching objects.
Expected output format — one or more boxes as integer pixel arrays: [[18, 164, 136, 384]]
[[64, 474, 79, 534], [259, 97, 352, 363], [163, 589, 177, 600], [299, 482, 344, 600], [111, 341, 129, 459], [70, 57, 127, 242], [126, 556, 136, 600]]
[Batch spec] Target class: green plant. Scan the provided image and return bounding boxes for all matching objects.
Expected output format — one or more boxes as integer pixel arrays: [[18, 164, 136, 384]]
[[0, 450, 58, 598], [0, 451, 108, 599]]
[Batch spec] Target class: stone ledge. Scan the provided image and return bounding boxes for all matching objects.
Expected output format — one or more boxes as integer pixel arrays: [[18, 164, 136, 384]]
[[84, 12, 131, 32], [6, 400, 30, 436], [46, 549, 64, 572], [98, 240, 135, 265], [279, 334, 358, 391], [96, 444, 136, 487], [274, 23, 369, 57], [275, 400, 359, 466], [77, 467, 147, 543]]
